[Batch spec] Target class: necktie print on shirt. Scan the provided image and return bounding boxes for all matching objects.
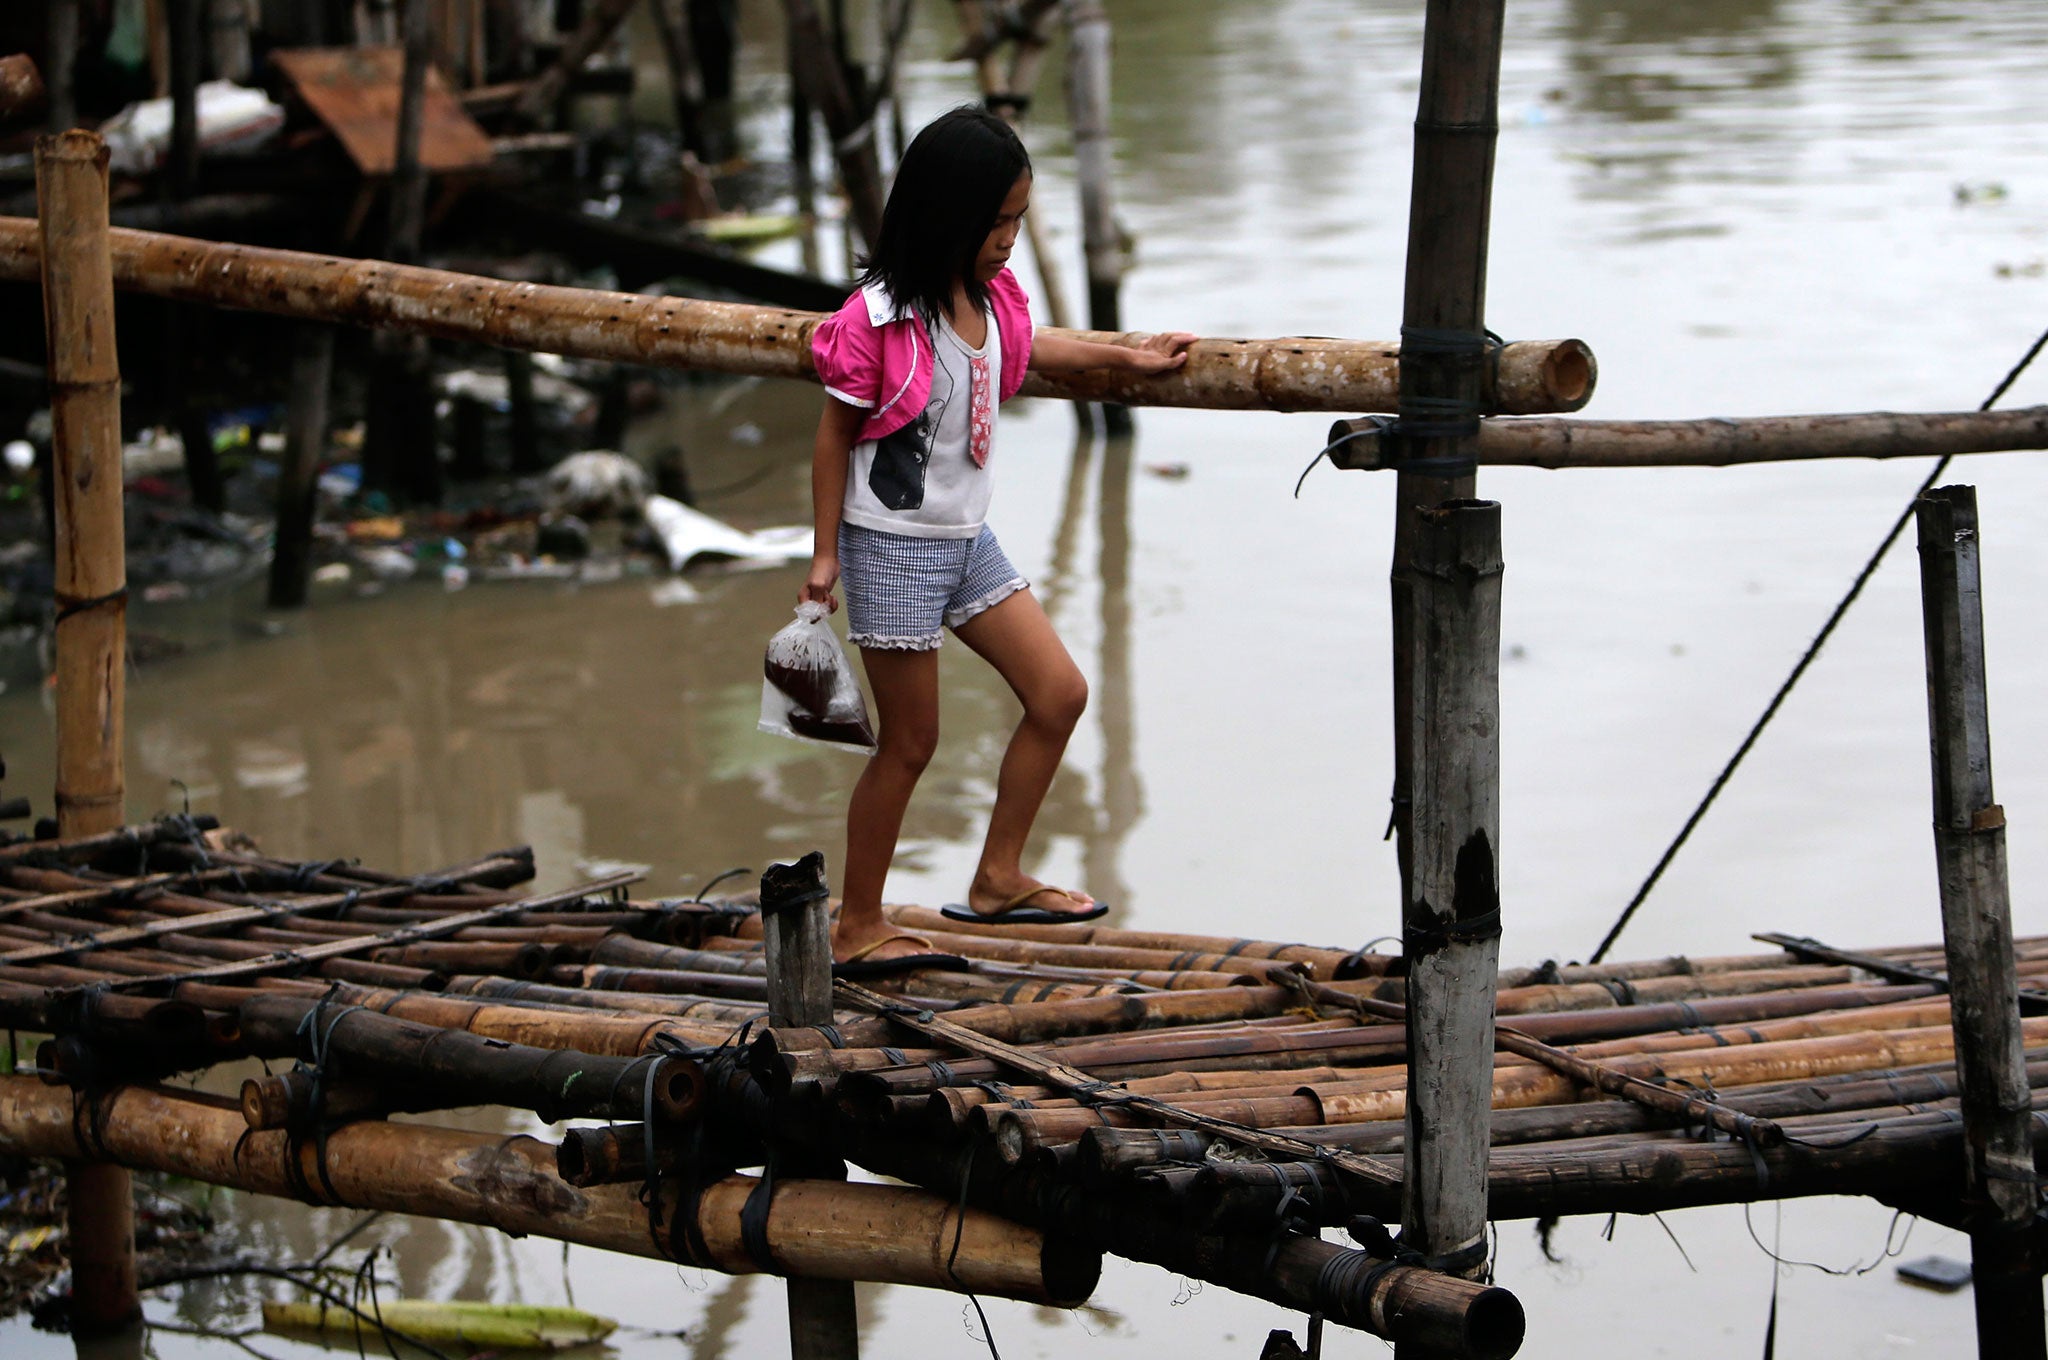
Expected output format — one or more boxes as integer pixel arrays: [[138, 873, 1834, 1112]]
[[968, 354, 993, 468]]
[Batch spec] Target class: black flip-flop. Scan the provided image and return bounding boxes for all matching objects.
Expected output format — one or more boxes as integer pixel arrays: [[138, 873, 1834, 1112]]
[[831, 950, 969, 980], [940, 887, 1109, 926], [830, 933, 970, 980]]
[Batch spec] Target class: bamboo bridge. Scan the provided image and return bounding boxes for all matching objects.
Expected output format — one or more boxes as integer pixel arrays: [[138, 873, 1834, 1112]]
[[2, 821, 2041, 1360], [7, 1, 2048, 1357]]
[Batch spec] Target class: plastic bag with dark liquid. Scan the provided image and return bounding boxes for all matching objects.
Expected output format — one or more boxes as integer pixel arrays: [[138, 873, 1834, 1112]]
[[758, 601, 877, 752]]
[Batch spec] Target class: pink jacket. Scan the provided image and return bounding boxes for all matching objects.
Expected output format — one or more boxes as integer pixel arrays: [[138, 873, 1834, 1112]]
[[810, 269, 1034, 444]]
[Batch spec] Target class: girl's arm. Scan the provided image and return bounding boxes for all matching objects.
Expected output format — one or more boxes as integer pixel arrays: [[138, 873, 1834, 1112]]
[[1028, 329, 1199, 375], [803, 397, 867, 610]]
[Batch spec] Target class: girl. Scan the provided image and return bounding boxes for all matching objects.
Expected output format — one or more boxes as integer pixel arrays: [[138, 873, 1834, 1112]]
[[803, 106, 1195, 972]]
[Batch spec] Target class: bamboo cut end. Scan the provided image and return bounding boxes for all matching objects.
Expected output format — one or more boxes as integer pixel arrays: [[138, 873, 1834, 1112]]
[[36, 129, 110, 169], [1540, 340, 1597, 411]]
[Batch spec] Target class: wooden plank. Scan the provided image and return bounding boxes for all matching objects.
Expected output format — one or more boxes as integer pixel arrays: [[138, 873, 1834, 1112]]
[[271, 46, 494, 176]]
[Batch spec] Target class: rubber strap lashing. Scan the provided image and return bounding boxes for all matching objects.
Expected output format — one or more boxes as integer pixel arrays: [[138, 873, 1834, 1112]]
[[739, 1159, 780, 1273]]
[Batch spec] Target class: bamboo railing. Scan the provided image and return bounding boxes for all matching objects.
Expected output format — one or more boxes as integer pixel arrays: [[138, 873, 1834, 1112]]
[[0, 217, 1596, 416]]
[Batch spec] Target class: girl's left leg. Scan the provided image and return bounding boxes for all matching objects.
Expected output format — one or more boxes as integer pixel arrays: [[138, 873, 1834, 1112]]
[[951, 587, 1097, 917]]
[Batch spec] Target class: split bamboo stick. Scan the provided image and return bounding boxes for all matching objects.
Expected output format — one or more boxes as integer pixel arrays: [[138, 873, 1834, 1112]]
[[1327, 406, 2048, 471], [0, 219, 1595, 415], [0, 1078, 1097, 1306]]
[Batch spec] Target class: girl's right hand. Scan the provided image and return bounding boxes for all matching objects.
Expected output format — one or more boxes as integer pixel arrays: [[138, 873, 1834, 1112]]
[[801, 554, 840, 612]]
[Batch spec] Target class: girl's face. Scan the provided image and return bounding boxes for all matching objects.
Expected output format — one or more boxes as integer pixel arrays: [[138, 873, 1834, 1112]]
[[973, 172, 1032, 284]]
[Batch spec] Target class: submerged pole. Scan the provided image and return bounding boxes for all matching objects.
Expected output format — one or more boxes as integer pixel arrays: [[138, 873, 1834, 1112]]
[[1912, 485, 2044, 1360], [1388, 0, 1508, 1336], [760, 853, 860, 1360], [36, 128, 140, 1339]]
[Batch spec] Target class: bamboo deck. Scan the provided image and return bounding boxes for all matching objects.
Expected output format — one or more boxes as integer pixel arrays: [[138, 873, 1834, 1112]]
[[0, 817, 2028, 1358]]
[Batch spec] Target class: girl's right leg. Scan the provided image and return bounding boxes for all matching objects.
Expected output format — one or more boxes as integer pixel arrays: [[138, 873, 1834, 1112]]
[[835, 644, 941, 962]]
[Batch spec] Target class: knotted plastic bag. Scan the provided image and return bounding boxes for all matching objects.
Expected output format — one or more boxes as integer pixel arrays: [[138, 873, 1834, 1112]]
[[759, 601, 877, 753]]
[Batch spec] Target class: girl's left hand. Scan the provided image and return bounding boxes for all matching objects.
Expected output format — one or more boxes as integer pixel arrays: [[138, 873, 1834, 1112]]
[[1125, 331, 1199, 375]]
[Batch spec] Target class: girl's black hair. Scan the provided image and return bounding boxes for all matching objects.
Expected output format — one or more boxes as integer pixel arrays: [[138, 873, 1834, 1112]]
[[857, 105, 1031, 327]]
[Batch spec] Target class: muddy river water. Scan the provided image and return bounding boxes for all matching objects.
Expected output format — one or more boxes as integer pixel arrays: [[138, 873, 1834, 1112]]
[[8, 0, 2048, 1355]]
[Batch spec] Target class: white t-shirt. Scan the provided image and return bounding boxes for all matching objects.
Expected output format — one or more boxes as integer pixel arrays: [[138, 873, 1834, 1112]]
[[840, 311, 1001, 540]]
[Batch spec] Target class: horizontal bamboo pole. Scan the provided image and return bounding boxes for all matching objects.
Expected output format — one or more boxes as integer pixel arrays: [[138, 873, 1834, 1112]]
[[0, 217, 1592, 415], [0, 1078, 1096, 1305], [1326, 406, 2048, 471]]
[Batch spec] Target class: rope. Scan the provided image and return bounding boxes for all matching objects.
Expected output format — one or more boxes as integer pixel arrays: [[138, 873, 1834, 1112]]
[[945, 1144, 1002, 1360], [1591, 320, 2048, 964]]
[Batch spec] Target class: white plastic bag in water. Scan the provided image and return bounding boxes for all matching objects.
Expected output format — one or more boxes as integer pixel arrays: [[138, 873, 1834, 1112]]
[[759, 602, 877, 753]]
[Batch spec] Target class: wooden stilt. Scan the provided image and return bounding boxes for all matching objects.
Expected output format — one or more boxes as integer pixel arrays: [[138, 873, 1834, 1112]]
[[1913, 485, 2045, 1360], [37, 128, 140, 1340], [47, 1, 80, 132], [268, 326, 335, 609], [1387, 4, 1508, 1346], [760, 853, 860, 1360], [1061, 0, 1127, 434], [651, 0, 708, 160], [366, 0, 440, 505], [165, 0, 226, 513], [505, 347, 542, 473], [782, 0, 885, 252]]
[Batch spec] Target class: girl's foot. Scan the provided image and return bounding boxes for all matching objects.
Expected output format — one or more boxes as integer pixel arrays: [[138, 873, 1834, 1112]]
[[834, 921, 938, 964], [961, 876, 1099, 921]]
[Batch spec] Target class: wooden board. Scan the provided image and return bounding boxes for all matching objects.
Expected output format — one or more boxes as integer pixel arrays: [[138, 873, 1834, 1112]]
[[271, 46, 493, 177]]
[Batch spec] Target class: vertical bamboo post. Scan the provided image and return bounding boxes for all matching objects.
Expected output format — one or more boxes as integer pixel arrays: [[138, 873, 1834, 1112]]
[[47, 0, 80, 132], [1061, 0, 1126, 434], [37, 129, 140, 1339], [208, 0, 253, 82], [1388, 1, 1507, 1334], [760, 852, 860, 1360], [1397, 499, 1503, 1307], [1913, 485, 2044, 1359], [268, 326, 335, 609]]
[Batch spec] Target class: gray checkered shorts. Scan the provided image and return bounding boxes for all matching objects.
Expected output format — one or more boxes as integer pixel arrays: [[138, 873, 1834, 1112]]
[[838, 522, 1028, 651]]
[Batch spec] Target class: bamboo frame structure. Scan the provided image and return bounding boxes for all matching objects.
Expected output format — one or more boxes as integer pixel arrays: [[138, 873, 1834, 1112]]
[[3, 819, 2044, 1354]]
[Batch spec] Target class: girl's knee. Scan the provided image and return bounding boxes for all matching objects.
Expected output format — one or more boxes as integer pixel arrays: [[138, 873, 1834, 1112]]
[[1029, 668, 1088, 731], [881, 720, 939, 773]]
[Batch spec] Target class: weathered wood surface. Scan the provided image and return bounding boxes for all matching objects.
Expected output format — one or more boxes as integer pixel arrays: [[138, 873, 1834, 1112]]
[[1329, 406, 2048, 470], [0, 218, 1593, 414], [1914, 485, 2044, 1359]]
